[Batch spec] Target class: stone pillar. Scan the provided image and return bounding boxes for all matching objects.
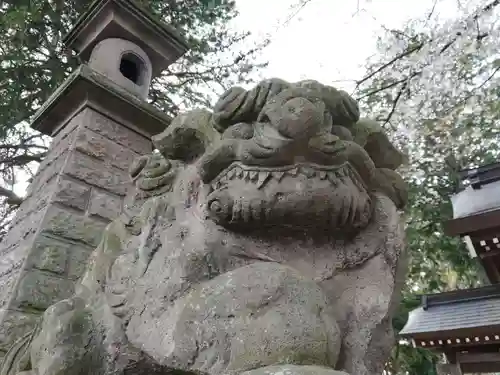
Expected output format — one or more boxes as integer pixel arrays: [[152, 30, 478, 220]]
[[0, 107, 153, 358], [0, 0, 188, 360]]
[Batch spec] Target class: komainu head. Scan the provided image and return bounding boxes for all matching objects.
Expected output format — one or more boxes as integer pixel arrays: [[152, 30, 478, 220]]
[[134, 78, 407, 237], [1, 79, 408, 375]]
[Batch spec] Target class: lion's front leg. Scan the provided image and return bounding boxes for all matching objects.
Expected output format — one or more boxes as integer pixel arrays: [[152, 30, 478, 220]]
[[322, 246, 407, 375], [27, 296, 101, 375], [331, 259, 396, 375], [27, 294, 173, 375], [316, 194, 407, 375]]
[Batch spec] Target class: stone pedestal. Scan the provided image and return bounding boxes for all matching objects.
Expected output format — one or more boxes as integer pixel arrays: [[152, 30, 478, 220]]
[[0, 105, 157, 359]]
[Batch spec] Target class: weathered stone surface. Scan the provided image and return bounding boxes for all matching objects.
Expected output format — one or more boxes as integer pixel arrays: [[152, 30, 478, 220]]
[[0, 207, 47, 252], [371, 168, 408, 209], [66, 245, 93, 280], [126, 262, 340, 374], [242, 365, 349, 375], [0, 92, 156, 369], [24, 111, 109, 209], [2, 78, 408, 375], [0, 246, 26, 280], [25, 151, 68, 199], [36, 128, 76, 175], [84, 110, 153, 155], [27, 235, 70, 275], [0, 262, 22, 310], [11, 186, 53, 228], [351, 118, 406, 170], [75, 127, 139, 171], [152, 108, 219, 161], [88, 189, 122, 221], [52, 177, 91, 211], [11, 270, 74, 310], [319, 194, 407, 375], [29, 297, 100, 375], [41, 206, 107, 247], [0, 310, 40, 353], [63, 150, 130, 196], [50, 109, 85, 148]]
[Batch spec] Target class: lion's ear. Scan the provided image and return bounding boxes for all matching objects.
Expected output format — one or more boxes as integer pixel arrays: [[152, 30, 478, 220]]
[[152, 109, 221, 163], [351, 118, 407, 170]]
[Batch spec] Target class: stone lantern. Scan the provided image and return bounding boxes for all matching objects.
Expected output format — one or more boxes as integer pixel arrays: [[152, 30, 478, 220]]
[[0, 0, 188, 361]]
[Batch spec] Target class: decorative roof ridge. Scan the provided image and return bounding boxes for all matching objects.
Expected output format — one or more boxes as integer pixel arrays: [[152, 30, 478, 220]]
[[458, 161, 500, 190], [422, 283, 500, 310]]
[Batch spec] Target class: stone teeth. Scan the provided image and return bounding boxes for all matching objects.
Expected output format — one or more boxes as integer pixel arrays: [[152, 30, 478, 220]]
[[344, 169, 352, 183], [256, 171, 271, 189], [327, 172, 337, 184], [227, 168, 236, 180], [301, 166, 316, 177], [249, 171, 259, 182], [345, 168, 361, 189], [220, 166, 353, 185], [273, 171, 285, 181]]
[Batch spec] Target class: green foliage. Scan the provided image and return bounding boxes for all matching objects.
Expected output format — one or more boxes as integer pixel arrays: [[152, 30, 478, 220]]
[[0, 0, 266, 125], [353, 2, 500, 373]]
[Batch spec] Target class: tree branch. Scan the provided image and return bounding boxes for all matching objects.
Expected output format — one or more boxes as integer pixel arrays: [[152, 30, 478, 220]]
[[383, 80, 408, 125], [1, 152, 46, 167], [0, 186, 23, 206], [355, 43, 424, 89], [356, 0, 500, 92]]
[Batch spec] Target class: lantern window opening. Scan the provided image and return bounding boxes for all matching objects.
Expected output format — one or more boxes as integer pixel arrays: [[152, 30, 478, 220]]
[[119, 52, 146, 85]]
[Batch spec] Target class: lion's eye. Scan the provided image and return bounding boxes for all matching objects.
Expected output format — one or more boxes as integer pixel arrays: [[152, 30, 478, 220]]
[[209, 200, 223, 213], [257, 112, 270, 124]]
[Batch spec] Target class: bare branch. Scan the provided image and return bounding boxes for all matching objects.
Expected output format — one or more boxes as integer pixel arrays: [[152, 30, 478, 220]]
[[427, 0, 438, 21], [433, 64, 500, 119], [0, 186, 23, 206], [281, 0, 312, 28], [355, 44, 424, 89], [1, 152, 46, 167], [357, 71, 421, 100], [383, 81, 408, 125], [356, 0, 500, 92]]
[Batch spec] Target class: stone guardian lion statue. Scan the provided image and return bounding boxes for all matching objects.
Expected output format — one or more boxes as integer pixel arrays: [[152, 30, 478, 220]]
[[1, 78, 408, 375]]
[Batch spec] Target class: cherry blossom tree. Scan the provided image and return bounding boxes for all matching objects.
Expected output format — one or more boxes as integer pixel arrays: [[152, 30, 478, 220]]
[[356, 0, 500, 293], [353, 1, 500, 373]]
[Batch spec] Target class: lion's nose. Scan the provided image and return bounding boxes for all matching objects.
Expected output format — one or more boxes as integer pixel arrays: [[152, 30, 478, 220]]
[[262, 97, 325, 143]]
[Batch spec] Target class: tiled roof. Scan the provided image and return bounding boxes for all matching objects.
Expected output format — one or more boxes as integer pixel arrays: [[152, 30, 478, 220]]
[[400, 284, 500, 337], [400, 297, 500, 336]]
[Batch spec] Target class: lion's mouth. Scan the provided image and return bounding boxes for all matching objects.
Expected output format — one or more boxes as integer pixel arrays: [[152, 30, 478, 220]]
[[205, 162, 373, 234], [208, 162, 367, 193]]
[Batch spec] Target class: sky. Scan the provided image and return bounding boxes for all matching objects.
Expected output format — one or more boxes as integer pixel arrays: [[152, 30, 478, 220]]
[[231, 0, 456, 93], [12, 0, 461, 198]]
